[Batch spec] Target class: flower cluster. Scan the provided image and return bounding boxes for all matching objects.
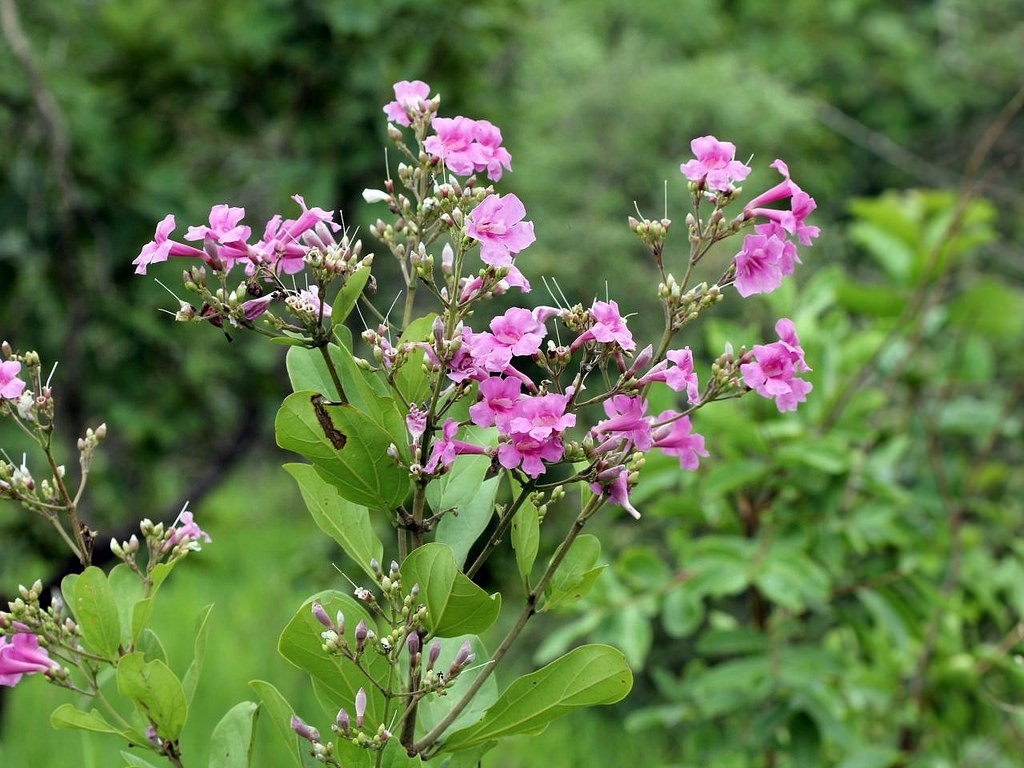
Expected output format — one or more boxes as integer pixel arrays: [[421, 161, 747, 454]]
[[740, 319, 813, 412], [385, 80, 512, 181]]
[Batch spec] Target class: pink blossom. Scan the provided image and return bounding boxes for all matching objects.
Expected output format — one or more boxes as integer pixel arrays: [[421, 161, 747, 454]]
[[133, 214, 208, 275], [497, 432, 564, 478], [163, 510, 211, 551], [593, 395, 654, 452], [184, 204, 251, 271], [251, 196, 337, 275], [423, 116, 513, 181], [589, 466, 641, 519], [469, 376, 523, 429], [0, 361, 26, 399], [639, 348, 700, 404], [472, 120, 513, 181], [465, 194, 536, 267], [733, 233, 786, 297], [754, 221, 800, 275], [740, 319, 812, 412], [424, 419, 487, 474], [0, 628, 58, 687], [383, 80, 431, 126], [571, 299, 635, 353], [424, 117, 480, 176], [487, 308, 547, 357], [506, 393, 575, 441], [679, 136, 751, 192], [744, 160, 819, 246], [652, 411, 708, 470]]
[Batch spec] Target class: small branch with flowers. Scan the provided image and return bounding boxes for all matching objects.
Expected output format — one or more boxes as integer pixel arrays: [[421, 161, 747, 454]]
[[0, 78, 817, 766]]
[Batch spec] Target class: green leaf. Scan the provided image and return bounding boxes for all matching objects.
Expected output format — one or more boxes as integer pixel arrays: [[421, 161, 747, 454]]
[[400, 543, 500, 637], [248, 680, 304, 768], [432, 444, 500, 567], [182, 604, 215, 709], [108, 564, 145, 650], [284, 462, 384, 579], [275, 391, 410, 510], [51, 704, 141, 742], [60, 573, 79, 614], [393, 314, 437, 404], [331, 265, 371, 328], [277, 591, 388, 722], [209, 701, 259, 768], [542, 534, 605, 611], [116, 652, 188, 741], [661, 585, 704, 638], [442, 645, 633, 750], [121, 753, 162, 768], [74, 566, 123, 660], [136, 628, 168, 664], [510, 486, 540, 587], [286, 344, 346, 397]]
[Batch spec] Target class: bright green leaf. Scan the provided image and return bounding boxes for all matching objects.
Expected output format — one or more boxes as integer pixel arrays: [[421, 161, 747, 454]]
[[182, 604, 215, 709], [442, 645, 633, 750], [209, 701, 259, 768], [434, 473, 500, 569], [400, 544, 501, 637], [331, 265, 371, 328], [74, 566, 123, 660], [116, 652, 188, 742], [275, 391, 410, 510], [284, 462, 383, 579], [248, 681, 304, 768]]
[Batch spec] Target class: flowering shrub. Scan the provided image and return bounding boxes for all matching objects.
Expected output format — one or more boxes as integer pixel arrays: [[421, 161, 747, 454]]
[[0, 79, 816, 766]]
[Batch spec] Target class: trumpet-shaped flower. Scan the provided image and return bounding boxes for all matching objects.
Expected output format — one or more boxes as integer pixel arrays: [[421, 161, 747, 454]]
[[0, 629, 58, 687], [466, 194, 536, 267], [0, 361, 26, 400], [679, 136, 751, 191]]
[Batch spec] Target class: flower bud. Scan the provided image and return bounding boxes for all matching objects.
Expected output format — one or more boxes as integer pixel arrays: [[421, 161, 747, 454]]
[[290, 715, 320, 743], [354, 687, 367, 729]]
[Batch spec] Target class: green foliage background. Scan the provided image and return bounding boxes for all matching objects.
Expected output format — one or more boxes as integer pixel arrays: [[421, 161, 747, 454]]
[[1, 0, 1022, 765]]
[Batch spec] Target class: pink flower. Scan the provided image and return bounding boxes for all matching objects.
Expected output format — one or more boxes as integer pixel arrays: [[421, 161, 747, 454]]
[[406, 405, 427, 442], [0, 629, 58, 687], [469, 376, 523, 429], [423, 116, 513, 181], [424, 116, 480, 176], [465, 194, 536, 267], [133, 214, 208, 275], [0, 361, 26, 399], [487, 308, 547, 357], [163, 510, 211, 551], [572, 300, 635, 353], [753, 221, 800, 275], [251, 196, 337, 275], [424, 419, 487, 474], [733, 233, 786, 297], [740, 319, 812, 412], [497, 432, 564, 478], [589, 466, 641, 519], [184, 204, 252, 271], [506, 393, 576, 441], [652, 411, 708, 470], [744, 160, 819, 246], [639, 348, 701, 404], [593, 395, 654, 452], [383, 80, 431, 126], [472, 120, 512, 181], [679, 136, 751, 192]]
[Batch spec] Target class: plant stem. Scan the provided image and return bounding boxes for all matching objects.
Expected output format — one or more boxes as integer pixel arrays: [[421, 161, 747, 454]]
[[317, 343, 347, 403], [412, 494, 606, 755]]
